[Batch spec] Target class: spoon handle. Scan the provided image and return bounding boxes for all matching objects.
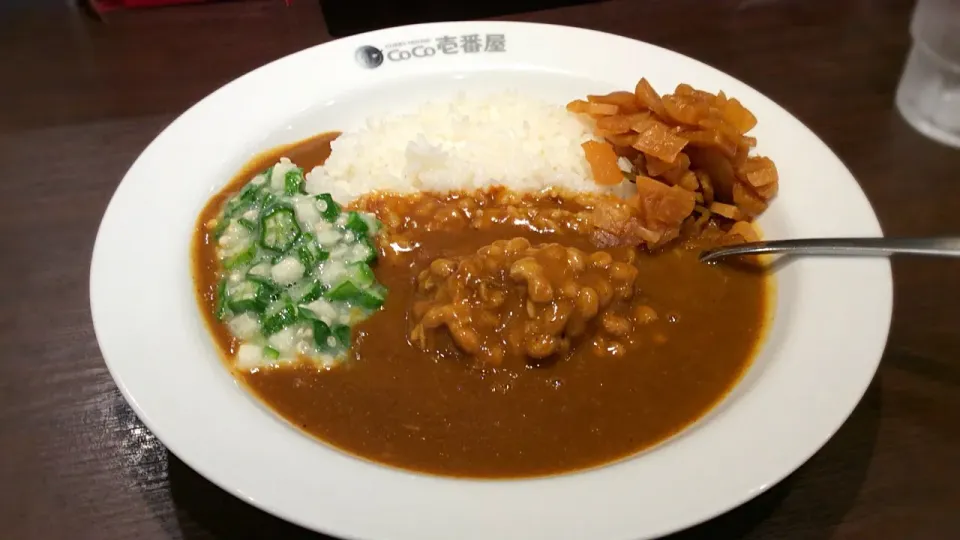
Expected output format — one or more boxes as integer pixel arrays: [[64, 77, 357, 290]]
[[699, 237, 960, 262]]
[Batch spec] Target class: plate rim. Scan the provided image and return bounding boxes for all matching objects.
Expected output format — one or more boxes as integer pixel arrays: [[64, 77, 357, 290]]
[[90, 20, 893, 540]]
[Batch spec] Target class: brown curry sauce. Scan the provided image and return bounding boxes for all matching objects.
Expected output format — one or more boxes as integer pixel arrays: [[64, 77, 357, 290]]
[[193, 132, 770, 478]]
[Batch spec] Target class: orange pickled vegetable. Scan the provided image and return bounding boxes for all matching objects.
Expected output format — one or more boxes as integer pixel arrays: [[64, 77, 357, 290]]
[[632, 121, 688, 162], [662, 94, 710, 126], [674, 83, 718, 103], [629, 176, 697, 230], [566, 99, 591, 113], [732, 182, 768, 217], [588, 91, 642, 114], [696, 170, 715, 205], [661, 159, 692, 187], [737, 156, 779, 199], [582, 140, 624, 186], [677, 171, 700, 192], [566, 99, 619, 116], [686, 146, 736, 202], [612, 143, 641, 162], [605, 132, 640, 147], [596, 112, 652, 135], [732, 144, 751, 169], [588, 102, 620, 116], [680, 128, 737, 157], [708, 201, 742, 220], [596, 115, 635, 135], [644, 155, 677, 177], [728, 220, 760, 242], [634, 78, 667, 117], [696, 116, 743, 145], [569, 77, 779, 232], [629, 112, 655, 133], [716, 90, 728, 103], [720, 98, 757, 133]]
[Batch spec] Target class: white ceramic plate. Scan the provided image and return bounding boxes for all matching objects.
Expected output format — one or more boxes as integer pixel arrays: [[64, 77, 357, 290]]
[[90, 21, 892, 540]]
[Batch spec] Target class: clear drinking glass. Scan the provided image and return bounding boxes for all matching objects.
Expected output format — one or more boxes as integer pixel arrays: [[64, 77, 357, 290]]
[[895, 0, 960, 148]]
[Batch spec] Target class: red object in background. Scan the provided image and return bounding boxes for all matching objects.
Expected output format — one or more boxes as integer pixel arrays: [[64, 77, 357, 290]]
[[90, 0, 208, 10], [121, 0, 207, 6], [88, 0, 293, 14]]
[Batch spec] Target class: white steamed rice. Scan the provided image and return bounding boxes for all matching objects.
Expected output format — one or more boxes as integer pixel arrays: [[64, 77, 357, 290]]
[[304, 92, 620, 202]]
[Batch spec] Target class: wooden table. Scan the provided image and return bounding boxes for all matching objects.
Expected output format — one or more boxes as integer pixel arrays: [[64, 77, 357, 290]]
[[2, 0, 958, 538]]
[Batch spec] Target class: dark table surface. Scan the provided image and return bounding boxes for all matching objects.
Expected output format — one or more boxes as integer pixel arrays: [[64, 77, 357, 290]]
[[2, 0, 959, 539]]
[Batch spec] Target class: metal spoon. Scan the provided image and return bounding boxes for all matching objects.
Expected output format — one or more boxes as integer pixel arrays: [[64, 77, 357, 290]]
[[699, 237, 960, 263]]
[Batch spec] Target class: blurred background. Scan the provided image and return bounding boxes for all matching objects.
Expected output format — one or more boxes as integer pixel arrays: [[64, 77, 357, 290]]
[[2, 1, 959, 540], [82, 0, 604, 35]]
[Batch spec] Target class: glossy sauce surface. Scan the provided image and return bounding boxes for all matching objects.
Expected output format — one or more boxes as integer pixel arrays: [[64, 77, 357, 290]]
[[193, 133, 770, 478]]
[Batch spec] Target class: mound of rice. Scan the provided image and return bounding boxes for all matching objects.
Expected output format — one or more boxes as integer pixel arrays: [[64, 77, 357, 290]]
[[304, 93, 612, 203]]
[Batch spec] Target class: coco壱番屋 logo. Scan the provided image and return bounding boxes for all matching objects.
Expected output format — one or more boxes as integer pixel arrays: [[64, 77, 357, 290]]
[[355, 34, 507, 69], [354, 46, 384, 69]]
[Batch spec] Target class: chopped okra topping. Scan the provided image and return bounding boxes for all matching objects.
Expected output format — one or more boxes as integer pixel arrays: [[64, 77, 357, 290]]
[[209, 157, 386, 370]]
